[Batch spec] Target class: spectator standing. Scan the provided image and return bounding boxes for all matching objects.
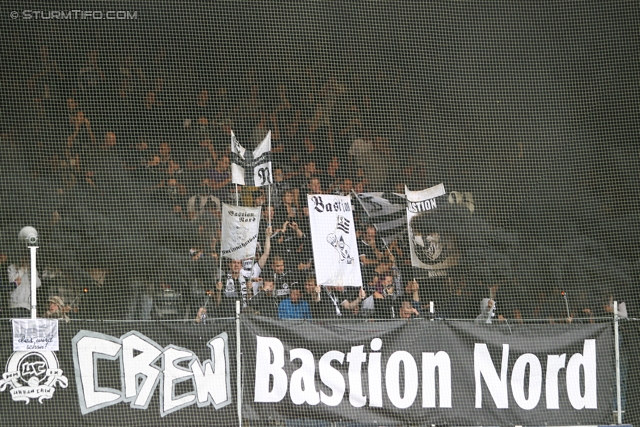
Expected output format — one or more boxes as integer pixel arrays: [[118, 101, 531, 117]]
[[249, 277, 279, 318], [214, 259, 249, 317], [273, 186, 298, 228], [205, 156, 232, 201], [358, 225, 387, 279], [278, 284, 312, 320], [302, 276, 325, 319], [7, 260, 41, 318], [373, 275, 400, 319], [268, 256, 296, 300], [46, 296, 70, 323]]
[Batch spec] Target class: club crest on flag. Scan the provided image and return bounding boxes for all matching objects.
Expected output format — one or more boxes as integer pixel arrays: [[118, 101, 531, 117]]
[[336, 215, 350, 233], [405, 184, 461, 275]]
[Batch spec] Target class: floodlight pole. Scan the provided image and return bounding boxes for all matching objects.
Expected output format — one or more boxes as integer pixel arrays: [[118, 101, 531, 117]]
[[30, 246, 39, 319]]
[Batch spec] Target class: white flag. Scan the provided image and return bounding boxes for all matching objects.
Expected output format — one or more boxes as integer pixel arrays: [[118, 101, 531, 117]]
[[230, 131, 273, 187], [220, 203, 261, 260], [308, 195, 363, 287], [12, 318, 59, 351], [406, 183, 459, 273]]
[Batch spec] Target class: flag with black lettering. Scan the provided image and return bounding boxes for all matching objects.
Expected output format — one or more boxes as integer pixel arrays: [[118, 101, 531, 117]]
[[220, 204, 261, 260], [405, 183, 453, 270], [230, 131, 273, 187], [307, 195, 363, 287]]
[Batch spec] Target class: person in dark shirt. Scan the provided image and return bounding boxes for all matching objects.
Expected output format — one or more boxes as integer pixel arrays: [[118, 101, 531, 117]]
[[268, 255, 296, 300], [321, 285, 367, 318], [358, 225, 389, 279], [205, 156, 232, 201], [248, 277, 279, 318], [373, 275, 401, 319], [213, 258, 249, 318], [270, 220, 307, 263], [302, 275, 325, 320], [273, 185, 298, 229]]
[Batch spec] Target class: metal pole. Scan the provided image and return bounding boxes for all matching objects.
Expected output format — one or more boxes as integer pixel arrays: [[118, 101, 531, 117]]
[[236, 300, 242, 427], [563, 292, 570, 319], [614, 301, 622, 424], [218, 255, 223, 286], [30, 246, 38, 319], [268, 184, 272, 227], [235, 184, 239, 206]]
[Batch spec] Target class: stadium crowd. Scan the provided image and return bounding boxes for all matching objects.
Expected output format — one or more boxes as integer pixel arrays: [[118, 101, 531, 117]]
[[0, 42, 629, 324]]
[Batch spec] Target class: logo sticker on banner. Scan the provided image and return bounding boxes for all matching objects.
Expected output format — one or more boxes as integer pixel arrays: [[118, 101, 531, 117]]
[[0, 350, 68, 404], [308, 195, 362, 287]]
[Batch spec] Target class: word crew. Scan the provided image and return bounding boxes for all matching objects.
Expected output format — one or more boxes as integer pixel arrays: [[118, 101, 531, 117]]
[[72, 331, 231, 416]]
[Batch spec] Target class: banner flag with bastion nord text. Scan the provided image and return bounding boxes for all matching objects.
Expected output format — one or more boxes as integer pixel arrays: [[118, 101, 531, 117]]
[[220, 203, 261, 260], [242, 317, 615, 427], [0, 318, 617, 427]]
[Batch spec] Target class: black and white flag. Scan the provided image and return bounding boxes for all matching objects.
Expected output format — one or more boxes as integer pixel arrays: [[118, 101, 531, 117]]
[[230, 130, 273, 187], [351, 191, 407, 245], [406, 183, 459, 273], [220, 203, 261, 260], [336, 215, 350, 233], [308, 195, 363, 287]]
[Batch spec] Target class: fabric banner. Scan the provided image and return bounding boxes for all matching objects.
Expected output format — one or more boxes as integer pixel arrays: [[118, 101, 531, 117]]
[[12, 318, 59, 351], [352, 191, 407, 245], [0, 320, 237, 426], [405, 183, 458, 274], [230, 130, 273, 187], [307, 194, 363, 287], [242, 317, 615, 426], [220, 203, 261, 260], [0, 319, 621, 426]]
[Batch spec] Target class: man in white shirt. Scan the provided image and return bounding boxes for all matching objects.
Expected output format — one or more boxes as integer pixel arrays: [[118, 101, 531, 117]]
[[7, 262, 41, 318]]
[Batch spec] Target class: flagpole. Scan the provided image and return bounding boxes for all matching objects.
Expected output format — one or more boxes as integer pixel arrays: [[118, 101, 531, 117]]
[[218, 254, 223, 287], [268, 184, 272, 227], [235, 183, 239, 206]]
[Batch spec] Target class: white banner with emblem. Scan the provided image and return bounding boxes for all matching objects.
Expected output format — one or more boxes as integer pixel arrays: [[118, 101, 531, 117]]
[[308, 194, 362, 287]]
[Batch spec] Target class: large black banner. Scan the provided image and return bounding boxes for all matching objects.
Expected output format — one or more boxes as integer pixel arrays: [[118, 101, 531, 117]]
[[242, 317, 615, 426], [0, 318, 616, 426], [1, 320, 237, 427]]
